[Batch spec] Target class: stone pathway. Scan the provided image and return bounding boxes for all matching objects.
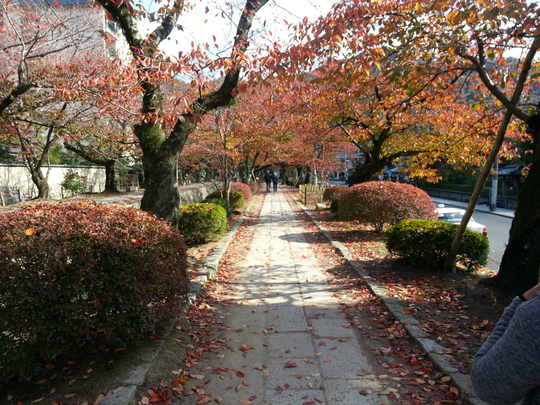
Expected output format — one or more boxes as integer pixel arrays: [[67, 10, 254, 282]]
[[184, 190, 388, 404]]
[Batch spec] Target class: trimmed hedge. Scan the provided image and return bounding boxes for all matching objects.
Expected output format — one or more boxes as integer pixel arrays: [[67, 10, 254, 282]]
[[0, 202, 189, 377], [178, 202, 227, 243], [339, 181, 437, 232], [231, 182, 252, 201], [248, 180, 261, 195], [206, 190, 245, 211], [384, 219, 489, 270], [203, 197, 231, 218], [322, 185, 349, 202]]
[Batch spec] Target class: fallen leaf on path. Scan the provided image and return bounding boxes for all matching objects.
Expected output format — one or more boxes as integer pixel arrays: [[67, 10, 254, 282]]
[[196, 396, 212, 404]]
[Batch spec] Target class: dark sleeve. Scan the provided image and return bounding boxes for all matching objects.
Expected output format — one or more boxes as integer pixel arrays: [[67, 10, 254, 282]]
[[471, 295, 540, 404]]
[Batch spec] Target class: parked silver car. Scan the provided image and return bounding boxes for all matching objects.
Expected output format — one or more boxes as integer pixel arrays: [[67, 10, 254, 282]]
[[436, 204, 487, 237]]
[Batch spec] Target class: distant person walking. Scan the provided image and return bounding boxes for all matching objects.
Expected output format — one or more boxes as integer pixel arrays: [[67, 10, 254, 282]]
[[271, 172, 279, 192], [263, 170, 272, 192]]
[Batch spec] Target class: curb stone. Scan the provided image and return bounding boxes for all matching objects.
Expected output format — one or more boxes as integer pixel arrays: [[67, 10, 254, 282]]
[[101, 198, 257, 405], [298, 201, 489, 405]]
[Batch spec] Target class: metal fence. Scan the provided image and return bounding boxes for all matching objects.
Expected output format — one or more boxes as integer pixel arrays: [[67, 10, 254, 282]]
[[422, 187, 518, 210], [299, 184, 327, 205], [0, 186, 23, 206]]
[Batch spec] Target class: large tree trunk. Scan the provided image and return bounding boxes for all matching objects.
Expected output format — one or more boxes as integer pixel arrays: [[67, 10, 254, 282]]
[[483, 118, 540, 294], [137, 121, 185, 228], [347, 159, 386, 185], [103, 160, 118, 193]]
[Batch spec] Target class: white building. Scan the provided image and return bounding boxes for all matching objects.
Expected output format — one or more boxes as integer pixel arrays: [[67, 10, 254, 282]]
[[3, 0, 131, 64]]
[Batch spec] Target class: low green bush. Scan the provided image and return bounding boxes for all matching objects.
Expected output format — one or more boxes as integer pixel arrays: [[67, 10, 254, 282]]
[[206, 190, 245, 211], [339, 181, 437, 232], [61, 169, 84, 195], [322, 185, 349, 202], [384, 219, 489, 270], [0, 202, 188, 377], [178, 202, 227, 243], [203, 197, 231, 218]]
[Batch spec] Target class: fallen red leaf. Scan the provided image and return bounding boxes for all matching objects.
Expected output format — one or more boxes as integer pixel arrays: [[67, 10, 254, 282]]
[[284, 360, 297, 368], [236, 371, 245, 377], [196, 396, 212, 404]]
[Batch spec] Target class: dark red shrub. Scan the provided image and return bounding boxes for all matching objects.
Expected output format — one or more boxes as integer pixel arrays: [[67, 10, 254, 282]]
[[0, 202, 188, 376], [248, 180, 261, 195], [338, 181, 437, 232], [230, 182, 252, 201]]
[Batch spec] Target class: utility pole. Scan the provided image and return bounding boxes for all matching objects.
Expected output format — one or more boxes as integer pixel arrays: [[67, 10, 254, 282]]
[[490, 157, 498, 211]]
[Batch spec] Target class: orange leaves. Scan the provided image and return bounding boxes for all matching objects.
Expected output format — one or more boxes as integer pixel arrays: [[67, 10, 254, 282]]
[[25, 228, 38, 235]]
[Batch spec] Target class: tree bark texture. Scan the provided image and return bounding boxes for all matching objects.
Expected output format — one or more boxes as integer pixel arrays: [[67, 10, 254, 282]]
[[487, 117, 540, 294]]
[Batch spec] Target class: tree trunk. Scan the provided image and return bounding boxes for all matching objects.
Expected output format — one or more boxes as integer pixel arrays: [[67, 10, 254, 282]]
[[30, 167, 50, 199], [347, 159, 386, 185], [483, 117, 540, 294], [104, 160, 118, 192], [139, 143, 181, 228]]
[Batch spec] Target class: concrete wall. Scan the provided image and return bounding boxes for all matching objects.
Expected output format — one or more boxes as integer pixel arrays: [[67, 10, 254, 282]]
[[0, 164, 106, 199], [178, 183, 218, 205]]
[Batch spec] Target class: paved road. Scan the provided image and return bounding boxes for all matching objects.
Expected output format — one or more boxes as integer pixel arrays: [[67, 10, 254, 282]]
[[470, 211, 512, 272]]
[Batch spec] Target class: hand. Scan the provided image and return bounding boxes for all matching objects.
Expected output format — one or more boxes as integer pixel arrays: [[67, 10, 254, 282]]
[[523, 283, 540, 301]]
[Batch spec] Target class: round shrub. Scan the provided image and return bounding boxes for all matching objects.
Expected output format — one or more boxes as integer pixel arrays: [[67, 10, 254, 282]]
[[330, 198, 340, 214], [249, 180, 261, 195], [206, 190, 245, 211], [231, 182, 252, 202], [0, 202, 188, 377], [384, 219, 489, 270], [338, 181, 437, 232], [322, 185, 349, 202], [178, 202, 227, 243], [203, 197, 231, 218]]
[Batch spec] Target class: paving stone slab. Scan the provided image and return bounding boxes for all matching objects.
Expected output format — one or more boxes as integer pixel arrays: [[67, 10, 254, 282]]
[[263, 390, 325, 405], [314, 339, 372, 378], [308, 317, 357, 338], [323, 379, 388, 404], [266, 332, 316, 358], [266, 305, 309, 332], [265, 358, 322, 390]]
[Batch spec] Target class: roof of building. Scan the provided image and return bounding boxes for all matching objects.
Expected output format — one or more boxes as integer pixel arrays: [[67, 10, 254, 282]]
[[498, 165, 524, 176]]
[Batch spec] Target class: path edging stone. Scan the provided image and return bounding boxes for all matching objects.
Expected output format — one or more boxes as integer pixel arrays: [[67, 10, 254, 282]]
[[298, 200, 489, 405]]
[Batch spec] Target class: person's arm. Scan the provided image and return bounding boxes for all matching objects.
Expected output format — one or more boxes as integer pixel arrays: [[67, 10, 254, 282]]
[[471, 284, 540, 404]]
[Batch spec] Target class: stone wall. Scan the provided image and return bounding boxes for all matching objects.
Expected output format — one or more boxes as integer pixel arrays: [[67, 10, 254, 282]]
[[178, 183, 218, 205], [0, 164, 106, 200]]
